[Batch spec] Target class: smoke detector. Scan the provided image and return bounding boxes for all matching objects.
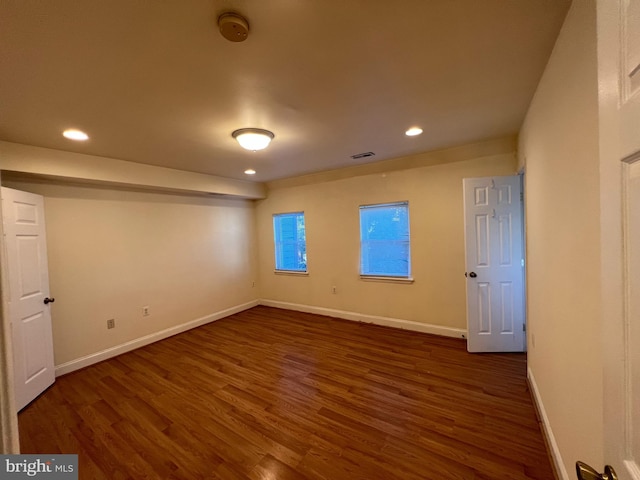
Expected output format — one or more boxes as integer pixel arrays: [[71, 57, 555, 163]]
[[218, 13, 249, 42]]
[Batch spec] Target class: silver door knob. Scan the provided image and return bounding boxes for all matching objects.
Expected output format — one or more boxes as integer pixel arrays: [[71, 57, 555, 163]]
[[576, 461, 618, 480]]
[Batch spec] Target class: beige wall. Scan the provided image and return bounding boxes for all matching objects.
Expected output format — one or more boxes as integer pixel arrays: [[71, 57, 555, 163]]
[[256, 147, 517, 331], [3, 180, 259, 367], [1, 137, 517, 371], [518, 0, 602, 476]]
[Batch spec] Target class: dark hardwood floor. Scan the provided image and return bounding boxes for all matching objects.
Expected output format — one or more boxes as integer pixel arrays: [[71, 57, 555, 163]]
[[19, 306, 554, 479]]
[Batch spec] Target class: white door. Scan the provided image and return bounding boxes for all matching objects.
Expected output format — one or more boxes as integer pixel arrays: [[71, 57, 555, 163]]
[[1, 187, 55, 411], [596, 0, 640, 478], [463, 175, 525, 353]]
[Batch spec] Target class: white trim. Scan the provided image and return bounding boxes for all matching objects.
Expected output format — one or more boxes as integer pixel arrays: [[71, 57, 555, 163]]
[[55, 298, 467, 377], [259, 299, 466, 338], [528, 366, 569, 480], [359, 275, 414, 284], [55, 300, 259, 376], [0, 178, 20, 453], [624, 460, 640, 480]]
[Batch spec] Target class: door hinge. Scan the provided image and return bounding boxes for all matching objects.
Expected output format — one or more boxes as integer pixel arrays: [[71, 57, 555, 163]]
[[523, 324, 526, 332], [520, 191, 524, 202]]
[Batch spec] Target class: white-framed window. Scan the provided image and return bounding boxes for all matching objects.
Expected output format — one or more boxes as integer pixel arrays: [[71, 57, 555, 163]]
[[273, 212, 307, 272], [359, 201, 411, 278]]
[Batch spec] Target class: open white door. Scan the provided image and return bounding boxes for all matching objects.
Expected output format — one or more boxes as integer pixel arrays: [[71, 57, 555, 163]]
[[1, 187, 55, 411], [463, 175, 525, 353], [593, 0, 640, 478]]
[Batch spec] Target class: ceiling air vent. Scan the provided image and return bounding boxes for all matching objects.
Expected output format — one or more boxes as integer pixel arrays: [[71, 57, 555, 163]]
[[350, 151, 375, 159]]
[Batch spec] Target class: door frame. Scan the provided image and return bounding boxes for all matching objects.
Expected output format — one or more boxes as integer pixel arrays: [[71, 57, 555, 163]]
[[518, 169, 527, 351], [0, 173, 20, 453]]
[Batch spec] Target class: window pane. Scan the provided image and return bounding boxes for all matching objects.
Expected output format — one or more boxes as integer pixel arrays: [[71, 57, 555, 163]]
[[359, 203, 410, 277], [273, 212, 306, 271]]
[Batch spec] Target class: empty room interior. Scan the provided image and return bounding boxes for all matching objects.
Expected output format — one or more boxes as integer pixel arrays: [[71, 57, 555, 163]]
[[1, 1, 637, 479]]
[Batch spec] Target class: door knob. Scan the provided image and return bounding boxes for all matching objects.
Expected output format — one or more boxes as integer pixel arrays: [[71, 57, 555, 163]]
[[468, 272, 477, 278], [576, 461, 618, 480], [43, 297, 55, 305]]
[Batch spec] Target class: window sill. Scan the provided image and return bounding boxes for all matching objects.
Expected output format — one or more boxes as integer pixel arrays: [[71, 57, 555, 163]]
[[360, 275, 414, 284], [274, 270, 309, 276]]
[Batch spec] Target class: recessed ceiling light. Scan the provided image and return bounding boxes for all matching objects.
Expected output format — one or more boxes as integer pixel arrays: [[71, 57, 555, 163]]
[[405, 127, 423, 137], [63, 129, 89, 141], [244, 169, 256, 175]]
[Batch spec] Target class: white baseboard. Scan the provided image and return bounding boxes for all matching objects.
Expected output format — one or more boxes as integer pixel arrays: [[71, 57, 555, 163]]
[[55, 300, 260, 376], [259, 299, 466, 338], [528, 366, 569, 480], [55, 299, 465, 376]]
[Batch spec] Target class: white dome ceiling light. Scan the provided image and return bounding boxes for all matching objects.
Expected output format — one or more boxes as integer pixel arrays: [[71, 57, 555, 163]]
[[232, 128, 274, 151]]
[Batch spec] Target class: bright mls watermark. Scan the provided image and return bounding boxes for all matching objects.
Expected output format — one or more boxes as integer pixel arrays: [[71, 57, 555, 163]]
[[0, 455, 77, 479]]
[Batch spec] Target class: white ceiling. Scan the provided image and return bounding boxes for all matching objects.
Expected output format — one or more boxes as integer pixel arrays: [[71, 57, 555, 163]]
[[0, 0, 570, 183]]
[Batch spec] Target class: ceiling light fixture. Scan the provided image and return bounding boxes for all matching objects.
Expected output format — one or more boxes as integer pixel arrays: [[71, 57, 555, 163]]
[[405, 127, 423, 137], [244, 169, 256, 175], [63, 129, 89, 141], [232, 128, 274, 151]]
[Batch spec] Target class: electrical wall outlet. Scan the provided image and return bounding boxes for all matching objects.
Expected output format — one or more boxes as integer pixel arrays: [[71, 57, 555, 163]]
[[143, 306, 150, 317], [107, 319, 115, 329]]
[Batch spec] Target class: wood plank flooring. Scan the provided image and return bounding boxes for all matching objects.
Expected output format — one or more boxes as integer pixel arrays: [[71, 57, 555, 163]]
[[19, 306, 554, 479]]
